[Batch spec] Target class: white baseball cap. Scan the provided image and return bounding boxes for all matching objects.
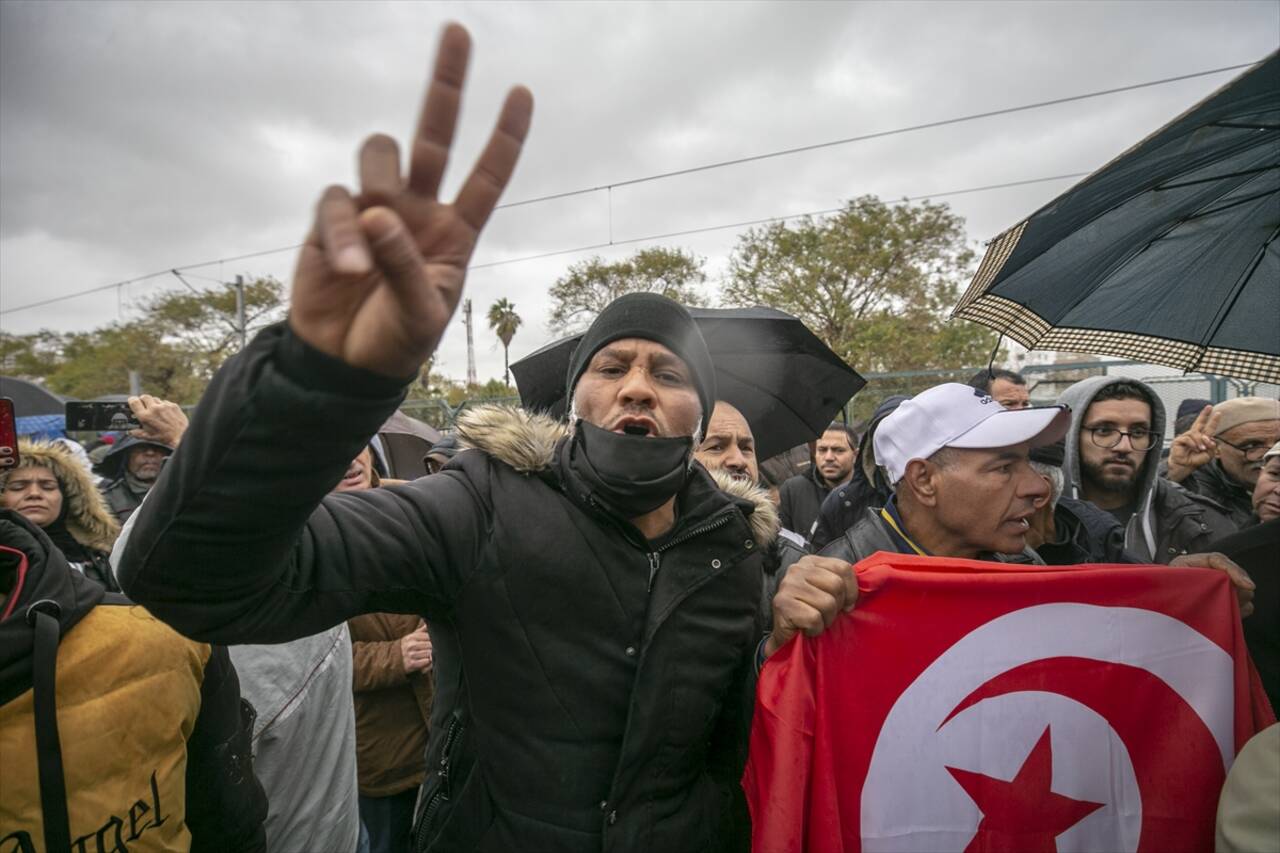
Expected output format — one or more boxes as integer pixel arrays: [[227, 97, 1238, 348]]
[[874, 383, 1071, 484]]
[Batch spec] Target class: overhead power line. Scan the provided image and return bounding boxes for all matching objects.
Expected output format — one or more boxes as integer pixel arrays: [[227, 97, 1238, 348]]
[[3, 170, 1089, 316], [492, 61, 1257, 209], [0, 57, 1255, 318], [470, 171, 1092, 270], [0, 243, 306, 315]]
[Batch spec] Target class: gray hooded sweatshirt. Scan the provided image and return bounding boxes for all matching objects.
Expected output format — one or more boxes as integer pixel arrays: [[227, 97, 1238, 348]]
[[1058, 376, 1235, 563]]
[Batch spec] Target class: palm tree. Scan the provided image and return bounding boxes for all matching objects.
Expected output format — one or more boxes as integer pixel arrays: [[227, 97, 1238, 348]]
[[487, 298, 522, 387]]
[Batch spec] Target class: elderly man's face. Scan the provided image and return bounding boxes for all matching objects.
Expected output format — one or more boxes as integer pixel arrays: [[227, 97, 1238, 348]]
[[928, 443, 1048, 555], [990, 378, 1031, 410], [573, 339, 702, 439], [1218, 419, 1280, 489], [127, 446, 167, 482], [696, 402, 758, 483], [1252, 456, 1280, 523]]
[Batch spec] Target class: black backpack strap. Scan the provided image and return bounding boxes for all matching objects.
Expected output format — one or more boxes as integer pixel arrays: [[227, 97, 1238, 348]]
[[27, 598, 72, 853]]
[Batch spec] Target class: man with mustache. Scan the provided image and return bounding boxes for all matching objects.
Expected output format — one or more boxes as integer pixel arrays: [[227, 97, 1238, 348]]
[[800, 383, 1067, 567], [116, 25, 787, 850], [1058, 377, 1235, 563], [1167, 397, 1280, 529]]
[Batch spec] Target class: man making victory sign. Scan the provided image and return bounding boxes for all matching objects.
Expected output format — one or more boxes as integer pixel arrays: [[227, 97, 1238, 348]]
[[118, 23, 795, 852]]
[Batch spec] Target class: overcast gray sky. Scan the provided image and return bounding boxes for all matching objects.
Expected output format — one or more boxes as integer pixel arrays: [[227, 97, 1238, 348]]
[[1, 0, 1276, 382]]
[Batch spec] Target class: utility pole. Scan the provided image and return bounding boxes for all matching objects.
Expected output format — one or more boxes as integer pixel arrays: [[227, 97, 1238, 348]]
[[234, 275, 247, 350], [464, 298, 477, 386]]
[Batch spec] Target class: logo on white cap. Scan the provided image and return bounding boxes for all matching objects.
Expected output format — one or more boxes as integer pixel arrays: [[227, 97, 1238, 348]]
[[873, 383, 1069, 484]]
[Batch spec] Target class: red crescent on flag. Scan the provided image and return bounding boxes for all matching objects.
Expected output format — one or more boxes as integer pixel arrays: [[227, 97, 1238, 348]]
[[939, 656, 1227, 851]]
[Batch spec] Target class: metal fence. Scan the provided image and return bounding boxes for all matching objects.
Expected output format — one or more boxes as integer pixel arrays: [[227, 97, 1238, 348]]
[[395, 359, 1278, 445], [851, 360, 1279, 440]]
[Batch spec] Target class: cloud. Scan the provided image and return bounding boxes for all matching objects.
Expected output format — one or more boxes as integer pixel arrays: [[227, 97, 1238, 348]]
[[1, 0, 1276, 386]]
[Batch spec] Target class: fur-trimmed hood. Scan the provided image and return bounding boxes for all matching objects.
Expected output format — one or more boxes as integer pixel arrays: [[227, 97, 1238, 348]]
[[2, 440, 120, 553], [455, 405, 780, 547]]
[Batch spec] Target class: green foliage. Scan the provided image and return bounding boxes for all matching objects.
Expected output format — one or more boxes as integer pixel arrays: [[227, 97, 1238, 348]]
[[1, 276, 286, 404], [547, 247, 708, 334], [721, 196, 998, 375]]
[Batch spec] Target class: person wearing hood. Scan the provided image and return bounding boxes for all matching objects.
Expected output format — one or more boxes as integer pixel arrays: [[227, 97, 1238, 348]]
[[1057, 377, 1236, 563], [808, 394, 908, 550], [1166, 396, 1280, 529], [0, 509, 267, 852], [1, 439, 120, 590], [777, 422, 857, 539], [96, 395, 187, 524]]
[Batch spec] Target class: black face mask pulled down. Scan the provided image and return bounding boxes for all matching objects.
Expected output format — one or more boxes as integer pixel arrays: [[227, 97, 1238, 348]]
[[567, 420, 693, 520]]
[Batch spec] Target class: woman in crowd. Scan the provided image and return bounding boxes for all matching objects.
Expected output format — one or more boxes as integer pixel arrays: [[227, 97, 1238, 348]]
[[0, 439, 119, 590]]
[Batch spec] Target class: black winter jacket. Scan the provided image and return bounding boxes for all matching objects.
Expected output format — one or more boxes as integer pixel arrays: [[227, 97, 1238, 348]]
[[777, 466, 834, 541], [1146, 478, 1239, 562], [1180, 461, 1256, 530], [117, 324, 778, 853], [1034, 497, 1138, 566]]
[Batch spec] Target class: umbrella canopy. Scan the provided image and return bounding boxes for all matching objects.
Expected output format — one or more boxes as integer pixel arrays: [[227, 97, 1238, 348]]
[[376, 410, 443, 480], [510, 306, 865, 460], [953, 52, 1280, 384], [1, 376, 73, 417], [379, 409, 442, 444]]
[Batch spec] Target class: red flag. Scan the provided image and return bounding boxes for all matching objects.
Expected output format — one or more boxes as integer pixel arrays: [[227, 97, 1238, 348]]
[[743, 553, 1274, 853]]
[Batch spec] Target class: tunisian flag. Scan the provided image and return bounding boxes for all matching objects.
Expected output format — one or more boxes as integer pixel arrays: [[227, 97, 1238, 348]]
[[743, 553, 1274, 853]]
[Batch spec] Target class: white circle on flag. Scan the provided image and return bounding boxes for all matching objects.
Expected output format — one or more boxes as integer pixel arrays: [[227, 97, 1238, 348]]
[[860, 603, 1235, 853]]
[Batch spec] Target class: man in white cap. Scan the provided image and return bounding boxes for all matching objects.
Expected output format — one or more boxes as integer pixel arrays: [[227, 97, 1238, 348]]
[[1168, 397, 1280, 528], [811, 383, 1069, 565], [763, 383, 1256, 664], [761, 383, 1067, 660]]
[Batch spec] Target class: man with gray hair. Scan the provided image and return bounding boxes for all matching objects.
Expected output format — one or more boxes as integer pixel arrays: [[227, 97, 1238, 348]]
[[1024, 440, 1135, 565]]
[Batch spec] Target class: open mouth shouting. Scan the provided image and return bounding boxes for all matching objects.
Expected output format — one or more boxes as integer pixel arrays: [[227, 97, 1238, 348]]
[[612, 415, 659, 438]]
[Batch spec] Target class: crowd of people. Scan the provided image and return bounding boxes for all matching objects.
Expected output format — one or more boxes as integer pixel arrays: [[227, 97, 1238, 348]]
[[3, 315, 1277, 852], [2, 23, 1277, 853]]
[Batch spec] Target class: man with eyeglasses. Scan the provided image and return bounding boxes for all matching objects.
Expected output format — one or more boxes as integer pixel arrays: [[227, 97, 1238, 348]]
[[1058, 378, 1235, 563], [1166, 397, 1280, 529]]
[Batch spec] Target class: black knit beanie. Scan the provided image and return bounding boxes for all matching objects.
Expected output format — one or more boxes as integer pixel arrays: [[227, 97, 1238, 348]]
[[566, 293, 716, 426]]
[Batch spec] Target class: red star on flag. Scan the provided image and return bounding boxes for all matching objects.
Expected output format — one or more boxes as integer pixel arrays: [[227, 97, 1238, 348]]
[[946, 726, 1105, 853]]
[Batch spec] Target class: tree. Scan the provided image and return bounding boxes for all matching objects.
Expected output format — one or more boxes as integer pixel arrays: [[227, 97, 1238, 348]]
[[2, 276, 287, 405], [145, 276, 286, 375], [547, 247, 708, 334], [41, 322, 203, 402], [486, 297, 522, 386], [721, 196, 997, 376]]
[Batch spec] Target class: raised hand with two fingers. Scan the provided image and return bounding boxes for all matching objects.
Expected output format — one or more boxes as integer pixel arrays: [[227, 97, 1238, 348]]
[[289, 23, 533, 380]]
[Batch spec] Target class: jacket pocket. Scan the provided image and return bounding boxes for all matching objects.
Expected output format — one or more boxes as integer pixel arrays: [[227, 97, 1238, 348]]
[[413, 709, 489, 852]]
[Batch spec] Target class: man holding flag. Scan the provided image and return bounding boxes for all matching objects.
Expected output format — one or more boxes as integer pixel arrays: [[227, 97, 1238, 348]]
[[752, 382, 1271, 852]]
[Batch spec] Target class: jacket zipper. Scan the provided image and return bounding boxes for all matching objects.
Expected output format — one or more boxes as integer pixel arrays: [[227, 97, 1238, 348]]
[[415, 716, 464, 849], [646, 513, 734, 592]]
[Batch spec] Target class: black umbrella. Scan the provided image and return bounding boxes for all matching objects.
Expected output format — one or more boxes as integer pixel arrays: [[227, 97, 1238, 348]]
[[510, 306, 865, 460], [0, 376, 73, 416], [953, 52, 1280, 384]]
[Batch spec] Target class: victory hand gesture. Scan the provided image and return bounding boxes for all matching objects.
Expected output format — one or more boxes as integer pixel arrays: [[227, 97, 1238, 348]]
[[1166, 405, 1220, 483], [289, 23, 533, 378]]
